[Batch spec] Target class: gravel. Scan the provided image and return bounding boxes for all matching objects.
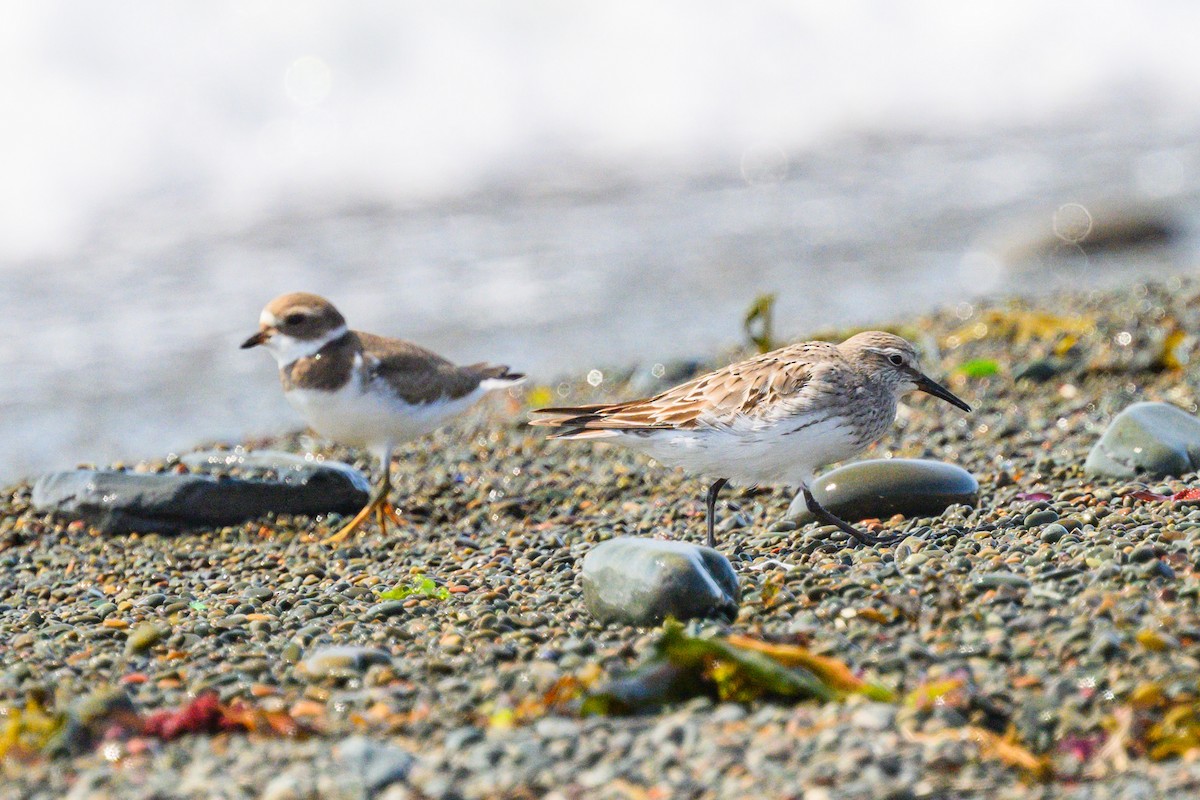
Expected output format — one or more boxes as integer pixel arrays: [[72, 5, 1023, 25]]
[[6, 278, 1200, 797]]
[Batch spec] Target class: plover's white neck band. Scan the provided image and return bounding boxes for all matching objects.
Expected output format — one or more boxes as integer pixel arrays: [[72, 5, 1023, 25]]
[[267, 324, 349, 367]]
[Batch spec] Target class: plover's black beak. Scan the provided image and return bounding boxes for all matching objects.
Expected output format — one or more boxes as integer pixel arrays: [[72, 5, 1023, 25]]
[[240, 329, 270, 349], [914, 372, 971, 413]]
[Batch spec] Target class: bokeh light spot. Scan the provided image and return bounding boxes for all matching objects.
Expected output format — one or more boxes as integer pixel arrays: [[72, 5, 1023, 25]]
[[740, 143, 789, 186], [1053, 203, 1092, 244]]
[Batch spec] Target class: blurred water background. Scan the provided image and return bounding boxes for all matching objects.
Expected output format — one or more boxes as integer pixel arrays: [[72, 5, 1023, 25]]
[[4, 1, 1200, 482]]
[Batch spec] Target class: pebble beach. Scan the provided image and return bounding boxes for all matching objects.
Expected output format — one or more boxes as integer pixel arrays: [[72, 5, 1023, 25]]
[[7, 278, 1200, 799]]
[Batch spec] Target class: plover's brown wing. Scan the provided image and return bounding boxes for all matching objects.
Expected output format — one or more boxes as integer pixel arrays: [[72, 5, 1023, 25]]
[[531, 342, 832, 438], [359, 332, 524, 405]]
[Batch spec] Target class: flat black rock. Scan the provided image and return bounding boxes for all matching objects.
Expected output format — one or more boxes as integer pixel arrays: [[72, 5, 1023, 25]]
[[181, 449, 370, 489], [787, 458, 978, 523], [31, 468, 369, 534]]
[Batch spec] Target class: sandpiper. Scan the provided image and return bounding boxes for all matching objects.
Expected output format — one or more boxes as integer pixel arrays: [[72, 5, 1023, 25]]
[[242, 292, 524, 542], [530, 331, 970, 548]]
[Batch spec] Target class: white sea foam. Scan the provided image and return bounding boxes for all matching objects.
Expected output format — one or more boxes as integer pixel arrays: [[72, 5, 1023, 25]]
[[2, 1, 1200, 261]]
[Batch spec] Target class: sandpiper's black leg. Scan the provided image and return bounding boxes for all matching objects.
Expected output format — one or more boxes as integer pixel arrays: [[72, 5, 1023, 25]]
[[801, 487, 903, 547], [705, 478, 729, 548]]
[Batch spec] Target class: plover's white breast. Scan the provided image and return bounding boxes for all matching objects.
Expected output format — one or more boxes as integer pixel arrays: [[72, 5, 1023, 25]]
[[285, 362, 490, 449]]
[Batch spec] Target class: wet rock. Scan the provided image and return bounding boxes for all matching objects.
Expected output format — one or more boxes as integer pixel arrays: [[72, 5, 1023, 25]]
[[73, 688, 139, 728], [1089, 631, 1125, 660], [981, 200, 1181, 266], [336, 735, 416, 793], [581, 537, 740, 626], [1146, 560, 1176, 580], [851, 703, 896, 731], [973, 572, 1031, 590], [365, 600, 409, 621], [260, 770, 311, 800], [182, 449, 369, 491], [126, 622, 168, 654], [1023, 509, 1059, 527], [31, 468, 369, 534], [1129, 545, 1159, 564], [47, 688, 140, 756], [786, 459, 978, 522], [1085, 402, 1200, 479], [1013, 359, 1068, 384], [1040, 523, 1068, 544], [299, 645, 393, 679]]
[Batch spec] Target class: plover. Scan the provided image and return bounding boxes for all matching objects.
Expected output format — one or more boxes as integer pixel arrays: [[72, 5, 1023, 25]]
[[531, 331, 970, 548], [242, 292, 524, 542]]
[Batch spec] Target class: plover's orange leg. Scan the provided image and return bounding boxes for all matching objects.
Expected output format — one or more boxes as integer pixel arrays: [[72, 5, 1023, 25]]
[[373, 500, 405, 531], [323, 498, 377, 543], [323, 464, 404, 543], [380, 502, 404, 527]]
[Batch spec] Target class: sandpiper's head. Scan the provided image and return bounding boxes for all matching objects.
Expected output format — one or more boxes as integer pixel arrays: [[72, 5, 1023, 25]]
[[241, 292, 348, 366], [840, 331, 971, 412]]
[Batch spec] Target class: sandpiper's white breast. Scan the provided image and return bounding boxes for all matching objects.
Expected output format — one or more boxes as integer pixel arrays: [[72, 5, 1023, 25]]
[[623, 412, 864, 487]]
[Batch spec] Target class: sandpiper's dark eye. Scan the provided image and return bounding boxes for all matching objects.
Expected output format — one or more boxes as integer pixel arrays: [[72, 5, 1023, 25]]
[[888, 353, 904, 366], [283, 313, 306, 326]]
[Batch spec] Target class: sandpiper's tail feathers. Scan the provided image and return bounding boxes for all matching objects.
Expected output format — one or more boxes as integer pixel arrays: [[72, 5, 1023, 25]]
[[472, 363, 526, 391], [529, 400, 665, 439]]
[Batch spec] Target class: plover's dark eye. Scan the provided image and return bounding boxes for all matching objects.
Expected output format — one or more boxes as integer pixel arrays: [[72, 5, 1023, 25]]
[[283, 313, 306, 326], [888, 353, 904, 366]]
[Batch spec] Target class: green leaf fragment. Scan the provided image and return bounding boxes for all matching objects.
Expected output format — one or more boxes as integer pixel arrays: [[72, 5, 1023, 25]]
[[743, 293, 778, 354], [955, 358, 1000, 378], [378, 577, 450, 601]]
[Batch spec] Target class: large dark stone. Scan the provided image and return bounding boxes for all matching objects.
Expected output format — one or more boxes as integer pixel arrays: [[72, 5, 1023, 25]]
[[980, 201, 1181, 265], [31, 466, 369, 535], [581, 537, 740, 626], [1086, 401, 1200, 479], [787, 458, 978, 522]]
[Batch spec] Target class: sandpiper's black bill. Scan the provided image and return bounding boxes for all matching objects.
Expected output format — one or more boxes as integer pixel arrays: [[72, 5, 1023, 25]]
[[915, 372, 971, 412], [240, 330, 269, 349]]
